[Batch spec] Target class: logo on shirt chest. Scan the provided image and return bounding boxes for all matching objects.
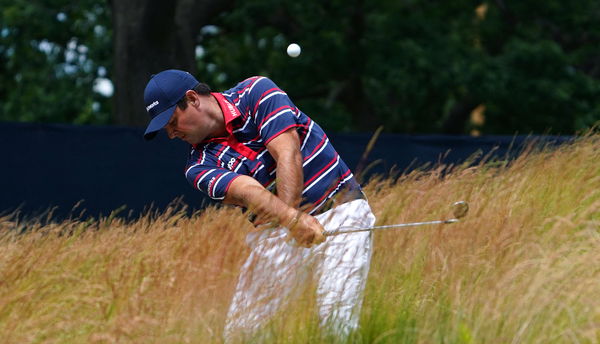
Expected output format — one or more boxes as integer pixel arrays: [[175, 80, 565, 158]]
[[227, 157, 236, 170]]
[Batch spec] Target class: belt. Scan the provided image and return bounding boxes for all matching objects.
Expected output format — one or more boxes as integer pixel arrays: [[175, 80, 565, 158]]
[[312, 190, 366, 216]]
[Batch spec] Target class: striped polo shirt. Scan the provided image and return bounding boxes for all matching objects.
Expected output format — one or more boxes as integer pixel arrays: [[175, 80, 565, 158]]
[[184, 76, 362, 215]]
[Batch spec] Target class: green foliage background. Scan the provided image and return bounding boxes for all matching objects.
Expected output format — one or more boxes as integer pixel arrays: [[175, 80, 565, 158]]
[[1, 0, 599, 134], [0, 0, 112, 124]]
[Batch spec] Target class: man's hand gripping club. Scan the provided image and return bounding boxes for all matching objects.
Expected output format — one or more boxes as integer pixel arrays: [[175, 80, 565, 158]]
[[224, 175, 325, 247], [284, 209, 326, 247]]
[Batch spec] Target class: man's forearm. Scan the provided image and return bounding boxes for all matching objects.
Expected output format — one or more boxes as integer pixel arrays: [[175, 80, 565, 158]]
[[225, 176, 298, 226], [266, 129, 304, 209], [275, 149, 304, 208]]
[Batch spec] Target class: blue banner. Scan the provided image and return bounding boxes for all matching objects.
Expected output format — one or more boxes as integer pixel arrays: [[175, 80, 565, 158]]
[[0, 122, 572, 220]]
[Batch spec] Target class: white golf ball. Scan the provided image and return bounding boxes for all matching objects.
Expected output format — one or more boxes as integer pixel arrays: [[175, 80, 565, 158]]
[[287, 43, 301, 58]]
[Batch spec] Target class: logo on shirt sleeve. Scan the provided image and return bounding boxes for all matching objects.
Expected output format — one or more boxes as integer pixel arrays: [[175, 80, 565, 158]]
[[207, 176, 217, 194]]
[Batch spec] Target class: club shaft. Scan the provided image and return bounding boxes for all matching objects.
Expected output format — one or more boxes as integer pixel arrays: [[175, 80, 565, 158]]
[[324, 218, 458, 236]]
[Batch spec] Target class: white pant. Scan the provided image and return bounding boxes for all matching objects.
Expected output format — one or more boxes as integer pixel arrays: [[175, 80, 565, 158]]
[[224, 199, 376, 341]]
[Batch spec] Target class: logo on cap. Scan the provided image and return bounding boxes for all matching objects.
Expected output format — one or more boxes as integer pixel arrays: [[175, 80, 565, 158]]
[[146, 101, 159, 112]]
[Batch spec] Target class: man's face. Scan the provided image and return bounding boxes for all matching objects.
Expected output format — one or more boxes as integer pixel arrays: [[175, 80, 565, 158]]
[[165, 93, 215, 145]]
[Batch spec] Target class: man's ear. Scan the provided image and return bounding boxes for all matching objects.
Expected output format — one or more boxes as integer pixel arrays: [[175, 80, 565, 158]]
[[185, 89, 199, 107]]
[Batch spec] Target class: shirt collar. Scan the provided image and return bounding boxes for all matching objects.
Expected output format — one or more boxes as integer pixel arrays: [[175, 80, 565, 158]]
[[197, 93, 239, 145], [194, 92, 259, 160], [212, 92, 241, 129]]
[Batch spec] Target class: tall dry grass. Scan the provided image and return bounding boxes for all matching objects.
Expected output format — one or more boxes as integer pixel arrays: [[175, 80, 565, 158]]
[[0, 133, 598, 343]]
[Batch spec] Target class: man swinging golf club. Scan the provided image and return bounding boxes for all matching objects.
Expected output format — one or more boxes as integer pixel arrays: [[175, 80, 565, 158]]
[[143, 70, 376, 340]]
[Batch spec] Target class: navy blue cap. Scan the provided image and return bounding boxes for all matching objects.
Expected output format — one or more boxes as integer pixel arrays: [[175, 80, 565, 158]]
[[143, 69, 200, 140]]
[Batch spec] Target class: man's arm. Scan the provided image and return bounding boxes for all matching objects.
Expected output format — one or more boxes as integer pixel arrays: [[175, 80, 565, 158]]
[[223, 175, 324, 247], [265, 129, 304, 208]]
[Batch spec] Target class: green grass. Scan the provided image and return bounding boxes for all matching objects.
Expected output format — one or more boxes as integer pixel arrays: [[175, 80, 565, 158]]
[[0, 133, 598, 343]]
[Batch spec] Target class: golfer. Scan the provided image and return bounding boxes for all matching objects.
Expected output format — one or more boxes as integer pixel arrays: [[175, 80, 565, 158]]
[[143, 69, 376, 340]]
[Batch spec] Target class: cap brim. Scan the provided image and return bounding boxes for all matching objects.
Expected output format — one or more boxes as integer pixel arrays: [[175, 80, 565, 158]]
[[143, 104, 177, 140]]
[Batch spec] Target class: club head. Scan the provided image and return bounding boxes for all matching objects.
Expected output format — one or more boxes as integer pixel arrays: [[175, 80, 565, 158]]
[[452, 201, 469, 219]]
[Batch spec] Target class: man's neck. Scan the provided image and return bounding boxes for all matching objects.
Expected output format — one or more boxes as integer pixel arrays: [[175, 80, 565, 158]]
[[206, 94, 228, 139]]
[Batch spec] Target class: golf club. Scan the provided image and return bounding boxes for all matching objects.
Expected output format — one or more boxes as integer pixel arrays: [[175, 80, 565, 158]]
[[323, 201, 469, 236]]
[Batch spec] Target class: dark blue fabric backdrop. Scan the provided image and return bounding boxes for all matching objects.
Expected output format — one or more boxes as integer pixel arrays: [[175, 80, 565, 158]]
[[0, 122, 572, 220]]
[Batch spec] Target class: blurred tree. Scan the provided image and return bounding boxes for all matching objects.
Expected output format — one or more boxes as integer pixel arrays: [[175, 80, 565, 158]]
[[197, 0, 600, 134], [196, 0, 378, 131], [108, 0, 232, 126], [0, 0, 112, 124], [474, 1, 600, 134], [1, 0, 599, 134]]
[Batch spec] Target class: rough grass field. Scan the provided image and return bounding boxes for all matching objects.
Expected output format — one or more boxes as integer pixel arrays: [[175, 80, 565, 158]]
[[0, 134, 598, 343]]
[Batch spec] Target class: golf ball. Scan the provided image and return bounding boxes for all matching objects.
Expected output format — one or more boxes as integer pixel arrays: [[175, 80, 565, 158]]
[[287, 43, 301, 58]]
